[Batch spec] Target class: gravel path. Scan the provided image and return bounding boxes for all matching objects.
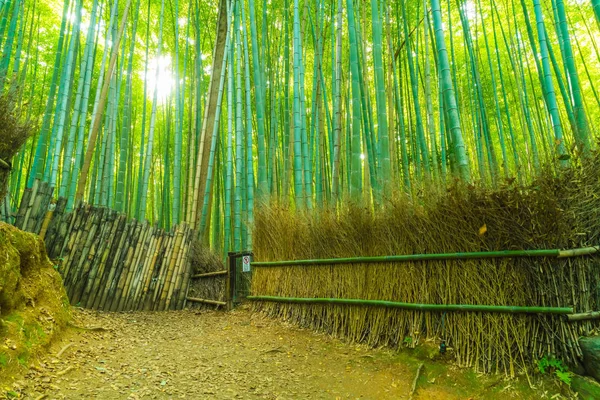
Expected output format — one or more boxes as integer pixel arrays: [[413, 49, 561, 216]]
[[4, 307, 554, 399]]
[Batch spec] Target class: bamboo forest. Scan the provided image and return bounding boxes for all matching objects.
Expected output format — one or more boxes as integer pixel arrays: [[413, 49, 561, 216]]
[[0, 0, 597, 253], [3, 0, 600, 397]]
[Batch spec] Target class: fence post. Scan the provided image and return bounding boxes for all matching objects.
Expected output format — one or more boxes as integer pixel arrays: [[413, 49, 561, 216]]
[[226, 252, 236, 310]]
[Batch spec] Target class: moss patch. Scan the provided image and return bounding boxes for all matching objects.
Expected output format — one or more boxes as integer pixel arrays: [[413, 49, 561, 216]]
[[0, 222, 70, 379]]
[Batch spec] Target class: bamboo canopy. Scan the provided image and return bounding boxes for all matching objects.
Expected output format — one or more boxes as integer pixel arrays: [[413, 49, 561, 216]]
[[0, 0, 597, 258]]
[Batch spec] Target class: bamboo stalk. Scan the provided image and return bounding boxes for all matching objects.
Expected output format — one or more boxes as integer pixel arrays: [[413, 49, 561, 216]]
[[21, 179, 39, 231]]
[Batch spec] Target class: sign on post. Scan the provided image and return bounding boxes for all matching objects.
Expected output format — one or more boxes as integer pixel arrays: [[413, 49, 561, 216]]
[[242, 255, 251, 272]]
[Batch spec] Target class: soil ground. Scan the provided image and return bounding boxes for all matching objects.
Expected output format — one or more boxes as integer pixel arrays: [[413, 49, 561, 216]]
[[2, 307, 567, 399]]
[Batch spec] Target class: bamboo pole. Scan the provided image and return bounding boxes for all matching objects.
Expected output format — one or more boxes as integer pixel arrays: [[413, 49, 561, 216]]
[[137, 233, 164, 310], [252, 247, 599, 267], [151, 231, 175, 309], [38, 200, 56, 239], [84, 212, 123, 308], [129, 228, 159, 310], [158, 226, 185, 310], [566, 311, 600, 321], [167, 226, 189, 309], [88, 214, 127, 309], [96, 220, 136, 310], [81, 210, 120, 307], [192, 270, 228, 278], [176, 232, 193, 310], [117, 222, 151, 311], [186, 297, 227, 306], [109, 220, 143, 311], [248, 296, 573, 314], [120, 224, 152, 310]]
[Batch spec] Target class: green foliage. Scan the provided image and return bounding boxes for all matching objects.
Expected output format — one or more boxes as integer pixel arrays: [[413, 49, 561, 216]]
[[0, 0, 599, 257], [537, 355, 573, 385]]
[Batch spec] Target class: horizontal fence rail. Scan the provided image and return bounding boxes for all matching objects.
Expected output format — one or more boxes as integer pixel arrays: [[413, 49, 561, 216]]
[[251, 246, 600, 267], [247, 296, 574, 314]]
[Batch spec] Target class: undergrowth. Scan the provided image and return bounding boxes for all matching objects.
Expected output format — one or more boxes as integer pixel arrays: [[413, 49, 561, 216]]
[[537, 355, 573, 386]]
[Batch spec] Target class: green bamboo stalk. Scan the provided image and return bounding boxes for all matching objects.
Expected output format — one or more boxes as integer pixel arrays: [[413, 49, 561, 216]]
[[330, 0, 343, 204], [431, 0, 469, 181], [27, 0, 69, 187], [555, 0, 591, 155], [49, 0, 81, 188], [0, 0, 21, 87], [116, 0, 141, 212], [67, 0, 107, 210], [346, 0, 363, 198], [240, 0, 255, 248], [532, 0, 568, 165], [223, 32, 234, 257], [292, 0, 305, 208], [60, 0, 100, 200], [138, 0, 166, 220], [76, 0, 132, 203], [370, 0, 390, 193], [172, 0, 182, 224], [248, 0, 268, 200]]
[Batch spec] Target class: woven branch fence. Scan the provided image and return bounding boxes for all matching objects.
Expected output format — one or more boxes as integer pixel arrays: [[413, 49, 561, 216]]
[[251, 164, 600, 375]]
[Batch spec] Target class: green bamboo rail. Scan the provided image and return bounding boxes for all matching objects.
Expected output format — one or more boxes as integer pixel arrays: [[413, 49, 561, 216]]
[[251, 246, 599, 267], [247, 296, 573, 314]]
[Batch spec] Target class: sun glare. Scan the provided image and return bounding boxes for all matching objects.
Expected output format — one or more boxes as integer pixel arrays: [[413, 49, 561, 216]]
[[142, 55, 175, 104]]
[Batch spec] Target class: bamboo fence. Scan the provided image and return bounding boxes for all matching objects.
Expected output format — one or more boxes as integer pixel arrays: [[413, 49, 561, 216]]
[[13, 180, 195, 311]]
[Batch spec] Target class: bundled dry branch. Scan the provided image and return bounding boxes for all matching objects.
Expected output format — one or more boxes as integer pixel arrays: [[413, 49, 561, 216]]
[[252, 161, 600, 375]]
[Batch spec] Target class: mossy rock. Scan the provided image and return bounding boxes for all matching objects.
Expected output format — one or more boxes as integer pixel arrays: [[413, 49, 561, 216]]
[[579, 336, 600, 382], [571, 375, 600, 400], [0, 222, 70, 376], [0, 227, 22, 312]]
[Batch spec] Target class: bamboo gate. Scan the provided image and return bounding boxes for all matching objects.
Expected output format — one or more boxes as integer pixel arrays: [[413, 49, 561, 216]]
[[11, 180, 225, 311]]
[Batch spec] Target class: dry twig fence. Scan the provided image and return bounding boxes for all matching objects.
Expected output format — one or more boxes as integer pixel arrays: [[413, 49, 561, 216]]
[[13, 180, 196, 311]]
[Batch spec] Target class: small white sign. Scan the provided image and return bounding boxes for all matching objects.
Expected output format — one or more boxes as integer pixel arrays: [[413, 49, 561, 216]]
[[242, 255, 251, 272]]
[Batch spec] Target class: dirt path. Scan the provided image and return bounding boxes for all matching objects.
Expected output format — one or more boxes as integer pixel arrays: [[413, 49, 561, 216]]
[[4, 307, 561, 399]]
